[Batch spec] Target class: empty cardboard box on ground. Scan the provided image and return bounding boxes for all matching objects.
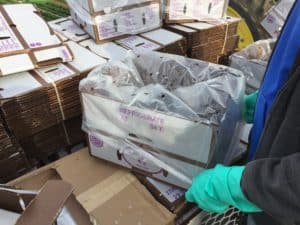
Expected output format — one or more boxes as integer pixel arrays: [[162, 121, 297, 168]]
[[9, 149, 175, 225]]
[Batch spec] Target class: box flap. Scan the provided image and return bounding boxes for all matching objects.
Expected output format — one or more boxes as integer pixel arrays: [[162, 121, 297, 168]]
[[36, 63, 77, 83], [167, 25, 197, 33], [0, 71, 42, 98], [0, 54, 34, 76], [66, 41, 107, 73], [48, 17, 90, 42], [3, 4, 61, 48], [181, 22, 215, 30], [141, 29, 183, 46], [0, 186, 36, 213], [80, 39, 128, 61], [116, 35, 161, 53], [16, 180, 74, 225]]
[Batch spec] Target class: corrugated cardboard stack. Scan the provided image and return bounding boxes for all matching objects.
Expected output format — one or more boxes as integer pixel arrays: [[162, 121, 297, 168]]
[[165, 17, 240, 63], [0, 41, 106, 162], [0, 4, 107, 164], [0, 116, 30, 183]]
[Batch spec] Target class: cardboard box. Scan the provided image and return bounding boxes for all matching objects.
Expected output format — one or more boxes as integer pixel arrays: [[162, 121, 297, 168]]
[[48, 17, 90, 42], [81, 52, 244, 188], [261, 8, 284, 38], [0, 180, 92, 225], [0, 4, 73, 76], [165, 0, 228, 23], [261, 0, 294, 38], [68, 1, 162, 43], [10, 149, 175, 225], [140, 28, 187, 55], [74, 0, 152, 15]]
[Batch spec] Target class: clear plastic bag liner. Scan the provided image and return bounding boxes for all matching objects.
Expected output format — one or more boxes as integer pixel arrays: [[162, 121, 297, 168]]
[[80, 51, 245, 188], [230, 39, 275, 94]]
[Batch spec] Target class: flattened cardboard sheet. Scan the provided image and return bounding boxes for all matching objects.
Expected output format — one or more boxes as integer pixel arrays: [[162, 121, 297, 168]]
[[48, 17, 90, 42]]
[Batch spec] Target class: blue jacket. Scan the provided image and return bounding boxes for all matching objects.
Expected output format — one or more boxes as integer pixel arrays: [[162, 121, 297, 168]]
[[249, 0, 300, 160]]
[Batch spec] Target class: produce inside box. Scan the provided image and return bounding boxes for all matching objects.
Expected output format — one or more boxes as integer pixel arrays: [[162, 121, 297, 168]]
[[80, 51, 245, 188]]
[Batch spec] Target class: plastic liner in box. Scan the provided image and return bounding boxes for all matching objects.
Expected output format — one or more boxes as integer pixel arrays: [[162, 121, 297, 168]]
[[80, 51, 245, 188], [230, 39, 276, 94], [66, 0, 162, 43]]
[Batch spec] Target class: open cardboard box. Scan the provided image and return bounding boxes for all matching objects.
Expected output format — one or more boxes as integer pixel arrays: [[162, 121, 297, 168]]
[[79, 39, 129, 61], [0, 4, 73, 76], [0, 180, 92, 225], [9, 149, 175, 225]]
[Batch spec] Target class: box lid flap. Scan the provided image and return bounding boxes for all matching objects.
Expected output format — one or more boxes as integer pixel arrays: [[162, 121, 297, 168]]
[[48, 17, 89, 42], [0, 71, 42, 98], [141, 29, 183, 45], [67, 41, 107, 72], [80, 39, 128, 61], [16, 180, 74, 225]]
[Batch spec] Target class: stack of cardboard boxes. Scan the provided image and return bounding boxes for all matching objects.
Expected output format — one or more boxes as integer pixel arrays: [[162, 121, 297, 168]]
[[165, 17, 240, 63], [0, 4, 107, 167]]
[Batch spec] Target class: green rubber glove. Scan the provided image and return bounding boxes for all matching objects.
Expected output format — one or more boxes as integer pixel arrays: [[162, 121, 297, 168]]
[[185, 165, 262, 214], [244, 91, 259, 123]]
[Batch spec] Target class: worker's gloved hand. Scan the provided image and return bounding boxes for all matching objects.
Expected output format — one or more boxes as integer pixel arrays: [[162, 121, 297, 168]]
[[185, 165, 262, 214], [244, 91, 259, 123]]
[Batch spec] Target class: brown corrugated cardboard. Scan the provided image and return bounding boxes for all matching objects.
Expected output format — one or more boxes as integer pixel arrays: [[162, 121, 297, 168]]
[[164, 17, 240, 63], [0, 180, 92, 225], [9, 149, 175, 225], [0, 115, 30, 183], [0, 4, 73, 76]]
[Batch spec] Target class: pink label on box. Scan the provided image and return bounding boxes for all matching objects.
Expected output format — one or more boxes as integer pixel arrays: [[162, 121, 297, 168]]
[[119, 107, 165, 132], [90, 135, 104, 148], [0, 14, 23, 53]]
